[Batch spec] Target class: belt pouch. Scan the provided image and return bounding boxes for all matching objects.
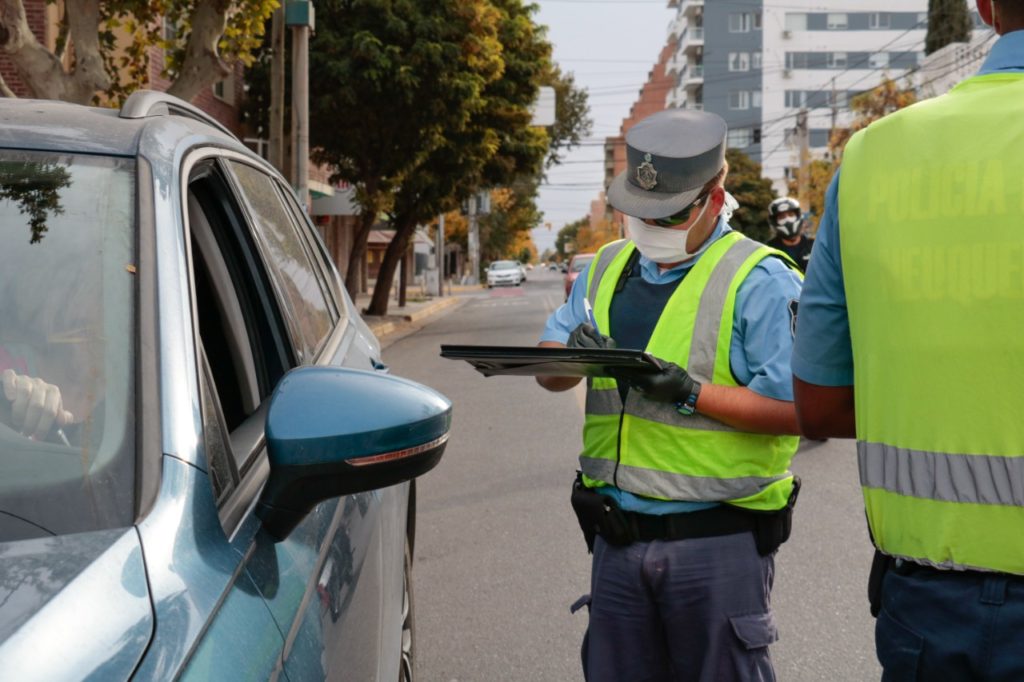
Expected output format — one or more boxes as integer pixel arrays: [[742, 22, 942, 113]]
[[570, 473, 633, 551], [752, 475, 801, 556]]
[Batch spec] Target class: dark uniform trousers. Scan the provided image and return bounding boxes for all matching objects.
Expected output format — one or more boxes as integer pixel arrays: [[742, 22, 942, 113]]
[[584, 532, 777, 682], [877, 562, 1024, 681]]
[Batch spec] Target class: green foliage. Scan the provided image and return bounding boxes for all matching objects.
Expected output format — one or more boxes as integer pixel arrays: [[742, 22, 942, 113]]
[[724, 148, 776, 243], [543, 64, 592, 168], [96, 0, 278, 104], [479, 181, 543, 264], [925, 0, 973, 56], [555, 216, 587, 258]]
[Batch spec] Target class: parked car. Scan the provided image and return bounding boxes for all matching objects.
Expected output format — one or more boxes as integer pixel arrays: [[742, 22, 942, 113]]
[[564, 253, 597, 300], [516, 261, 528, 282], [0, 93, 451, 681], [486, 260, 524, 288]]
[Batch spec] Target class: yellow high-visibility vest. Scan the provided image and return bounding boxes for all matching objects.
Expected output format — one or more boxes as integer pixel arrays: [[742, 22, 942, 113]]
[[840, 72, 1024, 574], [580, 232, 799, 511]]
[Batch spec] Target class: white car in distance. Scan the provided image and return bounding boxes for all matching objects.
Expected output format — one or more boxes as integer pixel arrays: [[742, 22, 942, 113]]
[[486, 260, 524, 288]]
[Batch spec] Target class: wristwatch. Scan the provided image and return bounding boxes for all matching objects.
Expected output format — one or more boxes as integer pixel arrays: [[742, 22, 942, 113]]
[[675, 381, 701, 416]]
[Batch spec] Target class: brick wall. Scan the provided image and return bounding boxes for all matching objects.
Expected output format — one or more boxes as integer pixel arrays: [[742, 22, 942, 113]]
[[0, 0, 50, 97]]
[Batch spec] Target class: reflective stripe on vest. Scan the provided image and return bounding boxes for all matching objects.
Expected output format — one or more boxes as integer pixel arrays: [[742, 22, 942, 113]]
[[840, 72, 1024, 574], [579, 232, 799, 511]]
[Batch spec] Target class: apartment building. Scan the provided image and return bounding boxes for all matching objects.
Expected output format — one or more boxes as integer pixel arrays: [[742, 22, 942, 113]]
[[666, 0, 930, 194]]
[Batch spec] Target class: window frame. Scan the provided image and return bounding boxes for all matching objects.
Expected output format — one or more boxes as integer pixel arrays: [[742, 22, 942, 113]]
[[728, 52, 751, 72], [728, 91, 751, 110], [827, 13, 848, 30], [869, 12, 891, 29], [727, 127, 753, 149], [828, 52, 848, 69], [729, 13, 751, 33]]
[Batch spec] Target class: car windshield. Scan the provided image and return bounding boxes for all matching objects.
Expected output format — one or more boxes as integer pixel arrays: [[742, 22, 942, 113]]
[[490, 260, 517, 270], [0, 151, 136, 541], [571, 256, 594, 273]]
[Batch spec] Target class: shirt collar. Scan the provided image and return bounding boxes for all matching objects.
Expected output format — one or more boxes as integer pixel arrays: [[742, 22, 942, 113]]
[[978, 29, 1024, 75], [637, 216, 730, 280]]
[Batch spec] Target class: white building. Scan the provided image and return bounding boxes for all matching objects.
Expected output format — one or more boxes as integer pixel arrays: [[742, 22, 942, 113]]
[[666, 0, 937, 194]]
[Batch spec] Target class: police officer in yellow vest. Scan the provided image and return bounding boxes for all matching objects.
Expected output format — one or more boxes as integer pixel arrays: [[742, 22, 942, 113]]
[[538, 109, 803, 681], [792, 2, 1024, 679]]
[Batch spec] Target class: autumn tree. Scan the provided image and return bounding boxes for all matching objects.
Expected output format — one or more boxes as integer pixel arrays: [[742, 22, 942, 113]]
[[0, 0, 275, 103], [925, 0, 973, 56], [724, 148, 776, 242], [555, 216, 586, 259]]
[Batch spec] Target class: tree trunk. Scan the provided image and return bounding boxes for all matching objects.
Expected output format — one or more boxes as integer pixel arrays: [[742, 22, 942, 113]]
[[345, 207, 376, 299], [166, 0, 232, 102], [367, 216, 416, 316], [398, 247, 408, 308], [0, 0, 109, 102]]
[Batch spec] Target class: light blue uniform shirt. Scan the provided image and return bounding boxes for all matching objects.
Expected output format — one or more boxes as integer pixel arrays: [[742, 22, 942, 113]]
[[541, 218, 803, 514], [791, 30, 1024, 386]]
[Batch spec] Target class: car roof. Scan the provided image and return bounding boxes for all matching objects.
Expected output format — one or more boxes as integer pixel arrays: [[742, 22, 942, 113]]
[[0, 95, 242, 157]]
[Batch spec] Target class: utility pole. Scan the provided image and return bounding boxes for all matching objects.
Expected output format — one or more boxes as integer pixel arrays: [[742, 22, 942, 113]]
[[436, 213, 445, 297], [286, 1, 314, 211], [467, 194, 479, 286], [269, 8, 285, 174], [795, 107, 811, 210], [829, 77, 838, 152]]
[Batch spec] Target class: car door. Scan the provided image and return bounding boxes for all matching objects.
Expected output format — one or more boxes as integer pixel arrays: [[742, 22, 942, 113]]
[[183, 155, 399, 681]]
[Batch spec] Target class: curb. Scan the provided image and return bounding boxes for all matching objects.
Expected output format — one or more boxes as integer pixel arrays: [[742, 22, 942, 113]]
[[365, 295, 467, 339]]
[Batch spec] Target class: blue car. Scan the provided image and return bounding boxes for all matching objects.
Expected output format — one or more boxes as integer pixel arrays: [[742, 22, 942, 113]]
[[0, 92, 451, 680]]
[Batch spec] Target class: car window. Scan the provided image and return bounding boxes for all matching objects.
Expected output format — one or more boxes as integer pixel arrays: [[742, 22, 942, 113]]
[[491, 260, 517, 270], [187, 161, 293, 495], [227, 161, 335, 364], [0, 151, 136, 540]]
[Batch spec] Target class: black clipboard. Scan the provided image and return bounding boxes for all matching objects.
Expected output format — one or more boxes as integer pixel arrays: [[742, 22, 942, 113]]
[[439, 344, 664, 378]]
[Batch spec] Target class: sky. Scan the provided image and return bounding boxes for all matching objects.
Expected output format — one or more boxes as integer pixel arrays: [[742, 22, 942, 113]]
[[531, 0, 676, 254]]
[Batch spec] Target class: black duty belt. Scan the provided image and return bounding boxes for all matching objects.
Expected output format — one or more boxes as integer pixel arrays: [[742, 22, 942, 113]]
[[623, 504, 757, 543]]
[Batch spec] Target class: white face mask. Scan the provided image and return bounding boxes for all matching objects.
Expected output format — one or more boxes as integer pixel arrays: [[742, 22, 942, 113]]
[[626, 198, 712, 264]]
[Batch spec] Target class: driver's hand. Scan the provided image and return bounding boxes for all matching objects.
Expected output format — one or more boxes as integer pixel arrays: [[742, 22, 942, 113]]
[[1, 369, 74, 440]]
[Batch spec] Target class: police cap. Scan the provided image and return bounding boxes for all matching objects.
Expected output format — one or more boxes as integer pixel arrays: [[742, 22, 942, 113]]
[[607, 109, 728, 220]]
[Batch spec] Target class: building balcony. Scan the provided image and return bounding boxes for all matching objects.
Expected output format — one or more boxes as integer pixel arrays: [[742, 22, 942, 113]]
[[680, 26, 704, 57], [667, 52, 683, 76], [680, 0, 704, 19], [686, 63, 704, 84], [668, 13, 687, 41]]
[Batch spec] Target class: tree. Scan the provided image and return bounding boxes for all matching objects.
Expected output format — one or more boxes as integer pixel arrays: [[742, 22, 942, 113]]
[[370, 0, 590, 314], [479, 182, 542, 264], [0, 0, 276, 103], [308, 0, 504, 299], [555, 216, 586, 259], [925, 0, 972, 56], [724, 148, 776, 242], [791, 77, 916, 232], [543, 64, 592, 169]]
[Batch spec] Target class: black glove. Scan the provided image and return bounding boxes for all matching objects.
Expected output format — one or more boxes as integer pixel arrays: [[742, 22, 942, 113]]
[[567, 323, 616, 350], [625, 360, 701, 409]]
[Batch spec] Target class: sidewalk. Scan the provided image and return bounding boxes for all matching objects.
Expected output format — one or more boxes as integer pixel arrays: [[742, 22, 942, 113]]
[[354, 283, 481, 341]]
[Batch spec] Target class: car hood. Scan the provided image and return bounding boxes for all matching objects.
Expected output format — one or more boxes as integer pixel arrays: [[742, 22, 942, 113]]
[[0, 527, 153, 679]]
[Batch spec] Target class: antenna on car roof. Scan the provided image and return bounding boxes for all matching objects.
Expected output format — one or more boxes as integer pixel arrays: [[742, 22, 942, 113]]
[[119, 90, 237, 141]]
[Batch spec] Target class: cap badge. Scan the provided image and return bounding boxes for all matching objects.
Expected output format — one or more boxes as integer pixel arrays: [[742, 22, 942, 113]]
[[636, 152, 658, 191]]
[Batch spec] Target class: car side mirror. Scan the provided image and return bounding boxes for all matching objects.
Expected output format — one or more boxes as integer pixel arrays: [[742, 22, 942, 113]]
[[256, 366, 451, 541]]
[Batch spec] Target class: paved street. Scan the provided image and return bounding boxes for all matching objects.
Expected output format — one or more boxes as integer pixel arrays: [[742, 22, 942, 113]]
[[382, 268, 881, 681]]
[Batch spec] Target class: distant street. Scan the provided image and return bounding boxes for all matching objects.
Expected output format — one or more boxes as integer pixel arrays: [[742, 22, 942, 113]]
[[382, 267, 881, 682]]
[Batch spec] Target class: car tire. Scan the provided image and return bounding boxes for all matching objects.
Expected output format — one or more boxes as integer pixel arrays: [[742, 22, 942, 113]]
[[399, 537, 415, 682]]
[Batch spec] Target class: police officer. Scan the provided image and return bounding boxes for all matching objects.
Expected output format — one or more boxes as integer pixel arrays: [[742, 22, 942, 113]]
[[766, 197, 813, 273], [537, 108, 803, 681], [792, 2, 1024, 679]]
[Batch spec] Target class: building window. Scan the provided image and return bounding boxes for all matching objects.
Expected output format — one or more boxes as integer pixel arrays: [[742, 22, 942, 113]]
[[785, 52, 809, 69], [752, 51, 763, 69], [727, 128, 753, 148], [752, 91, 762, 108], [828, 52, 848, 68], [869, 52, 890, 69], [729, 13, 751, 33], [835, 90, 849, 108], [729, 52, 750, 72], [753, 12, 763, 30], [753, 127, 762, 144], [827, 13, 848, 29], [729, 91, 750, 110], [785, 90, 808, 108], [785, 13, 807, 31], [213, 73, 235, 105], [869, 12, 891, 29], [917, 12, 928, 26]]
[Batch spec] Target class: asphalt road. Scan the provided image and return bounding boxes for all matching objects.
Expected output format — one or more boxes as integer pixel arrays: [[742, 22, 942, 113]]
[[382, 268, 881, 682]]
